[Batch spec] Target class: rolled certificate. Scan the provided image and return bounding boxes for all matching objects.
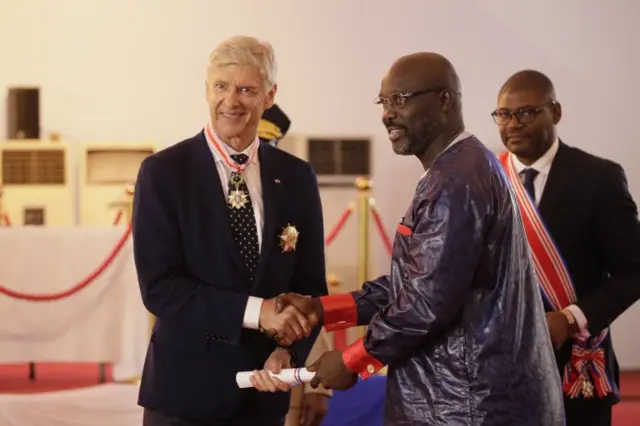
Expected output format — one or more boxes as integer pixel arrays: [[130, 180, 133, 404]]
[[236, 368, 315, 389]]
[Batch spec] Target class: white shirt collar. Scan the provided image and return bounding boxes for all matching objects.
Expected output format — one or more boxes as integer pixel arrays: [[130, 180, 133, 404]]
[[207, 126, 260, 166], [511, 138, 559, 176]]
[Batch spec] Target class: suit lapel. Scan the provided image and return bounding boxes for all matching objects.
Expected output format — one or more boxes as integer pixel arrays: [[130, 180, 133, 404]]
[[253, 144, 283, 289], [538, 141, 574, 221], [193, 133, 251, 282]]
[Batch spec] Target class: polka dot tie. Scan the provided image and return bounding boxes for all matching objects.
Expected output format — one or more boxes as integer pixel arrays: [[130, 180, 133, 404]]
[[228, 154, 259, 281]]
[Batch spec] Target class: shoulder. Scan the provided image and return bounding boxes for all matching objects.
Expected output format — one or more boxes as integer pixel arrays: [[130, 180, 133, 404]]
[[263, 144, 317, 187], [562, 142, 624, 175], [264, 143, 315, 173], [140, 132, 204, 178], [424, 136, 498, 199], [561, 142, 627, 184]]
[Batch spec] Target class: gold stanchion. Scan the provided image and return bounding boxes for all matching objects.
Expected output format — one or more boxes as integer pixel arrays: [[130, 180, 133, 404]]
[[355, 176, 372, 339], [327, 273, 341, 295], [0, 185, 4, 228]]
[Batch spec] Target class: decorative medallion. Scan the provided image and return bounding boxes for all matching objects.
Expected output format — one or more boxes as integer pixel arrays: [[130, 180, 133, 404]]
[[229, 174, 244, 188], [279, 224, 299, 253], [581, 376, 594, 398], [228, 189, 249, 209]]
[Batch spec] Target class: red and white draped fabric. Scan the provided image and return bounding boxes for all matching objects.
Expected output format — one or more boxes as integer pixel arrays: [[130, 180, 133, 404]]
[[498, 152, 613, 399]]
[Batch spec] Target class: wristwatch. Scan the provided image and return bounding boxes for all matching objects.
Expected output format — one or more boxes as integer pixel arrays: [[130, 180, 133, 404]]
[[276, 346, 297, 368]]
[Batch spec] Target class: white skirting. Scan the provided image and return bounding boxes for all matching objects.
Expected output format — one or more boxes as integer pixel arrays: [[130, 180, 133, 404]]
[[0, 384, 143, 426]]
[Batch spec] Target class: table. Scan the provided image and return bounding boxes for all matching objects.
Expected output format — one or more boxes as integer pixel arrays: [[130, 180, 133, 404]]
[[0, 226, 149, 380]]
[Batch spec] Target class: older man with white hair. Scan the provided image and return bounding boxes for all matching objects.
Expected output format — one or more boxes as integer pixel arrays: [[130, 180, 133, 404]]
[[132, 35, 328, 426]]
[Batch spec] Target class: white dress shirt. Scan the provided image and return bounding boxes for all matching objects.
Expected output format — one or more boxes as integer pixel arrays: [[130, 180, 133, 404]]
[[205, 128, 264, 330], [510, 139, 589, 334]]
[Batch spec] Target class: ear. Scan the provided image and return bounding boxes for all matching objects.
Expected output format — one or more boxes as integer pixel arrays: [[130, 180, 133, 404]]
[[552, 101, 562, 125], [264, 83, 278, 109], [440, 89, 454, 113]]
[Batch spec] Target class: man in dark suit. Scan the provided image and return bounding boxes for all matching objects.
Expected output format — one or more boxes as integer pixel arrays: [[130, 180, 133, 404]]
[[492, 69, 640, 426], [132, 35, 328, 426]]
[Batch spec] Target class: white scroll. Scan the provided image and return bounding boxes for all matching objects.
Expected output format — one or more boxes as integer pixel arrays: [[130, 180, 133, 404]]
[[236, 368, 316, 389]]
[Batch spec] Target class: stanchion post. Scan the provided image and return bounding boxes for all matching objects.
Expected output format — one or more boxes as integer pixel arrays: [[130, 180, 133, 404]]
[[326, 273, 341, 295], [0, 185, 3, 227], [124, 183, 135, 224], [355, 176, 372, 339]]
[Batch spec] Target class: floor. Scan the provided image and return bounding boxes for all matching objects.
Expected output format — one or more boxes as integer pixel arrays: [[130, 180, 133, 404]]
[[0, 364, 638, 424]]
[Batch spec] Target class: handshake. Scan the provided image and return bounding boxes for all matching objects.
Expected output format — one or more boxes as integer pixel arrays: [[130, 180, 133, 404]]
[[258, 293, 325, 346]]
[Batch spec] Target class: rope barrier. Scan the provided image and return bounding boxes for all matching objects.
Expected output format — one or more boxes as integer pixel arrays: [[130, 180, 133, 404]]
[[112, 210, 123, 226], [370, 204, 393, 256], [324, 203, 354, 246], [0, 226, 132, 301]]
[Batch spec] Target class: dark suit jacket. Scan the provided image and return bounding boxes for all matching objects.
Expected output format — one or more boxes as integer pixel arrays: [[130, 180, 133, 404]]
[[132, 131, 328, 422], [539, 141, 640, 405]]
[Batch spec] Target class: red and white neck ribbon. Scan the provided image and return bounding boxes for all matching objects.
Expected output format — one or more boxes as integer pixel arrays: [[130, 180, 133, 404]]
[[204, 123, 259, 173]]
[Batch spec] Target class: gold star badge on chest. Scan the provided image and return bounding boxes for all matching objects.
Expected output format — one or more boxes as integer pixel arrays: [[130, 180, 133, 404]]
[[228, 189, 249, 209], [279, 224, 299, 253]]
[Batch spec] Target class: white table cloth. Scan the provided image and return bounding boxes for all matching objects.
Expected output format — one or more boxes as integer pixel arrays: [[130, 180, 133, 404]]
[[0, 384, 143, 426], [0, 226, 149, 380]]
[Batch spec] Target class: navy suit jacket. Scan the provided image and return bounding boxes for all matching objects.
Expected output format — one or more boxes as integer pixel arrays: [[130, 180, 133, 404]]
[[538, 141, 640, 406], [132, 131, 328, 422]]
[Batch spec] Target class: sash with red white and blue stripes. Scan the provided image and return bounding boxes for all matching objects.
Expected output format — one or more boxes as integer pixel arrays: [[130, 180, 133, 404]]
[[498, 152, 614, 399]]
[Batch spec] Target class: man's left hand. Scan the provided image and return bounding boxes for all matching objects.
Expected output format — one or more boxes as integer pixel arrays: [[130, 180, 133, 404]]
[[300, 393, 329, 426], [546, 311, 571, 350], [250, 348, 292, 392], [308, 350, 358, 391]]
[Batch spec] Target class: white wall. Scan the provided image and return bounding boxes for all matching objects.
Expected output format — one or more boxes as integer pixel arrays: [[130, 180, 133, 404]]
[[1, 0, 639, 368]]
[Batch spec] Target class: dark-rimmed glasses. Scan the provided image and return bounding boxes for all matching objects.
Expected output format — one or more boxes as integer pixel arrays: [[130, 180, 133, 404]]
[[491, 101, 557, 126]]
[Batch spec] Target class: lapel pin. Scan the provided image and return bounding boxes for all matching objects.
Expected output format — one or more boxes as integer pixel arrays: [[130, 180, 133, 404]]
[[274, 178, 281, 184]]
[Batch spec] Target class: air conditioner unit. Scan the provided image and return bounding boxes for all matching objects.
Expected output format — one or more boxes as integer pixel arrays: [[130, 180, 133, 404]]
[[277, 134, 372, 187], [0, 140, 73, 226], [78, 143, 156, 225]]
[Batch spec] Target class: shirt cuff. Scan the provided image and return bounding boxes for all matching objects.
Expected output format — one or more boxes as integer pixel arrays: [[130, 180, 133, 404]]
[[342, 337, 385, 379], [319, 294, 358, 332], [566, 304, 590, 338], [242, 296, 263, 329]]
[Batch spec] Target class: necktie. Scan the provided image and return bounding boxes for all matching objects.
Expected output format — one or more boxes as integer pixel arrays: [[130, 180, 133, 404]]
[[521, 168, 539, 202], [227, 153, 259, 281]]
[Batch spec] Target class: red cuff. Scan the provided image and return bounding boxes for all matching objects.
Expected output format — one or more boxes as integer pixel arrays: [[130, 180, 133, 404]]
[[320, 294, 357, 332], [342, 337, 385, 379]]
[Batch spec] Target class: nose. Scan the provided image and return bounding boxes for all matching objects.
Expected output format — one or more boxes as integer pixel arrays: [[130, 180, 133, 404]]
[[506, 113, 523, 129], [382, 106, 397, 123], [222, 89, 240, 107]]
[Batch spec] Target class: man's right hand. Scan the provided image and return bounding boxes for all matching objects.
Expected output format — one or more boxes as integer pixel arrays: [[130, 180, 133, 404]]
[[259, 298, 311, 345], [275, 293, 324, 342]]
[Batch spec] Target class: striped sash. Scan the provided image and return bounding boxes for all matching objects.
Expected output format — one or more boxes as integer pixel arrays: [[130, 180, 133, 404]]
[[498, 152, 614, 399]]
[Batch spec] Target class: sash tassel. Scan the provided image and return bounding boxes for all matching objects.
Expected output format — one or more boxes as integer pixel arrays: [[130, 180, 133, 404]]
[[562, 331, 612, 399]]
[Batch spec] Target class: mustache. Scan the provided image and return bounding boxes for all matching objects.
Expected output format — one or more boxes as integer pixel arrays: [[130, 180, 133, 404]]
[[383, 119, 406, 129]]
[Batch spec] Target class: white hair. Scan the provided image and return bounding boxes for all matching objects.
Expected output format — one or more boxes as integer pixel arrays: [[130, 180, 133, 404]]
[[206, 35, 277, 92]]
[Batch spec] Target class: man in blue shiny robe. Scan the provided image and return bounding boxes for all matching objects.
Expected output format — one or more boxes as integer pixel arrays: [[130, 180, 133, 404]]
[[273, 53, 566, 425]]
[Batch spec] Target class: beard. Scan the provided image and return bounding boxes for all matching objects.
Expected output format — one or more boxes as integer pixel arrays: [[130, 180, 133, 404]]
[[392, 114, 442, 156]]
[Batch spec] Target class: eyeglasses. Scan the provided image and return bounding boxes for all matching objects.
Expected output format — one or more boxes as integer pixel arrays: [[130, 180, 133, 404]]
[[491, 101, 557, 126], [373, 87, 447, 110]]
